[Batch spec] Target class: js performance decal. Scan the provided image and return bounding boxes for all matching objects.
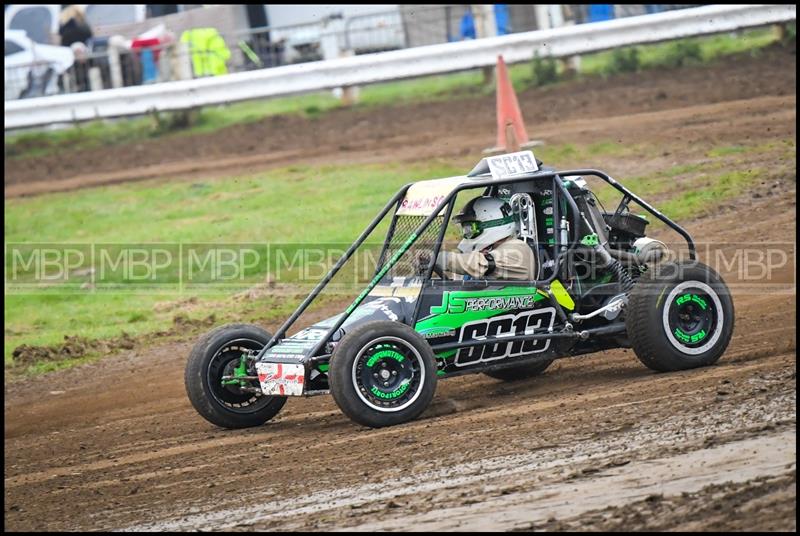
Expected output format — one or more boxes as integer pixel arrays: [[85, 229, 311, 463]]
[[431, 289, 543, 314], [455, 308, 556, 367], [462, 296, 536, 312]]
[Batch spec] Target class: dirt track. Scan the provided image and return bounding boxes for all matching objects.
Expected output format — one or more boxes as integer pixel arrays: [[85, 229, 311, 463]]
[[3, 46, 797, 531]]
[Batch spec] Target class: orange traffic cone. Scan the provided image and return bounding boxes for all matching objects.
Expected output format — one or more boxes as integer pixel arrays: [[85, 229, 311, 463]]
[[484, 55, 543, 154]]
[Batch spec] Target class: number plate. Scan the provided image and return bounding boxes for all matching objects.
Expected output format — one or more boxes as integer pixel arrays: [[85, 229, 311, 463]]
[[255, 362, 305, 396], [487, 151, 539, 180]]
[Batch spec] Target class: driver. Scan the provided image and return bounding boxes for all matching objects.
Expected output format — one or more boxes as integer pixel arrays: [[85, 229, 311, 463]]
[[430, 195, 537, 280]]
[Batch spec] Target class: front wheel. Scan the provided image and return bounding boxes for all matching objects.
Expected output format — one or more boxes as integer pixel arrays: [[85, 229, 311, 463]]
[[329, 321, 438, 428], [626, 261, 735, 372], [185, 323, 287, 429]]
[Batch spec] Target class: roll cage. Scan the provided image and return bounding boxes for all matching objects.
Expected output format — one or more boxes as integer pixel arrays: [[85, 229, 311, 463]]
[[255, 166, 696, 363]]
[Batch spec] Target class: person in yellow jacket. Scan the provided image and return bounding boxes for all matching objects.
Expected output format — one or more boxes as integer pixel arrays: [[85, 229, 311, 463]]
[[180, 28, 231, 77]]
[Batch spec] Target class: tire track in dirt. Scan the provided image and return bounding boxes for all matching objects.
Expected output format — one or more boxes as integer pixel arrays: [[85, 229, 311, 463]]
[[123, 387, 797, 531], [338, 431, 796, 533], [4, 254, 795, 529], [4, 304, 794, 531], [529, 471, 797, 532]]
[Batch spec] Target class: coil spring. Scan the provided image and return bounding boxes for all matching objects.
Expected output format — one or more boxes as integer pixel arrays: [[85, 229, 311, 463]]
[[608, 257, 635, 292]]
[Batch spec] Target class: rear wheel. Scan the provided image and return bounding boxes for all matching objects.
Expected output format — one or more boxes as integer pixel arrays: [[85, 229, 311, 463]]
[[329, 321, 437, 428], [185, 323, 287, 429], [484, 359, 553, 381], [626, 261, 734, 372]]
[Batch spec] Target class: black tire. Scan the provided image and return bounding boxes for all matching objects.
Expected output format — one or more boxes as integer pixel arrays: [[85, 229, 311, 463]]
[[185, 323, 287, 429], [626, 260, 734, 372], [329, 321, 437, 428], [484, 358, 554, 381]]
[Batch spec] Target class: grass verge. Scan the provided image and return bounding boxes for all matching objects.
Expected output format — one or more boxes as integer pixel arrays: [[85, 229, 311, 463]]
[[4, 160, 461, 372]]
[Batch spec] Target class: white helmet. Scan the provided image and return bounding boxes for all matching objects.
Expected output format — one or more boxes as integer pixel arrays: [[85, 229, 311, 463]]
[[454, 196, 517, 253]]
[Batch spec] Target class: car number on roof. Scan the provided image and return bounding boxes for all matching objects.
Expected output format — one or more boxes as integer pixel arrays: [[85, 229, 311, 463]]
[[487, 151, 539, 180]]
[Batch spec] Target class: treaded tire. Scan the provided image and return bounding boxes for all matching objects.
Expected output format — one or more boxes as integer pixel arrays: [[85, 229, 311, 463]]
[[185, 323, 287, 429], [484, 359, 553, 381], [626, 261, 734, 372], [329, 321, 437, 428]]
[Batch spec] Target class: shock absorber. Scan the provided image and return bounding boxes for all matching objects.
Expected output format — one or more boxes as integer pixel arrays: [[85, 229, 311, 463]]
[[581, 233, 635, 292], [606, 256, 635, 292]]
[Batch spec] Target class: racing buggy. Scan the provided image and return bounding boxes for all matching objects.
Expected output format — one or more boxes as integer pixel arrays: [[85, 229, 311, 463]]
[[185, 150, 734, 429]]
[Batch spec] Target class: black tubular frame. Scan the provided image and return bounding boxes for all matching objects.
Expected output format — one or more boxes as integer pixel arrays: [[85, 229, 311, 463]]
[[372, 196, 406, 278], [256, 169, 696, 360], [258, 183, 413, 356]]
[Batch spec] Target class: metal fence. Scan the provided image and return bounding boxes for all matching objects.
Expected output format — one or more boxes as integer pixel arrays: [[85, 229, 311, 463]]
[[3, 5, 703, 102], [8, 4, 794, 129]]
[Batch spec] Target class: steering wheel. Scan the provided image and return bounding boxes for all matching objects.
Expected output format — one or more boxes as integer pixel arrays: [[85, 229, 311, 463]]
[[416, 251, 447, 279]]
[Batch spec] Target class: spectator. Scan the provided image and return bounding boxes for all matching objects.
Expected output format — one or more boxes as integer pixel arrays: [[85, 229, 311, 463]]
[[180, 28, 231, 77], [460, 8, 476, 40], [460, 5, 509, 40], [69, 41, 92, 91], [587, 4, 615, 23], [59, 5, 93, 47], [495, 4, 510, 36]]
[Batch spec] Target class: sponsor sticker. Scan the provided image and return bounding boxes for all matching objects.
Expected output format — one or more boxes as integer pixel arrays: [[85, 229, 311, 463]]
[[397, 176, 470, 216], [263, 353, 306, 360], [420, 328, 456, 339], [290, 328, 328, 341], [463, 295, 536, 311], [256, 362, 305, 396]]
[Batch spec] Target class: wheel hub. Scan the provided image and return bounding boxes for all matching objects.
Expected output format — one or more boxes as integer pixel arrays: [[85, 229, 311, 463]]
[[207, 340, 271, 413], [669, 291, 716, 347], [354, 339, 424, 411]]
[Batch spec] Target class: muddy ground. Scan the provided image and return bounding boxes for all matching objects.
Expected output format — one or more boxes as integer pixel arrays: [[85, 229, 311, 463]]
[[4, 46, 797, 531]]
